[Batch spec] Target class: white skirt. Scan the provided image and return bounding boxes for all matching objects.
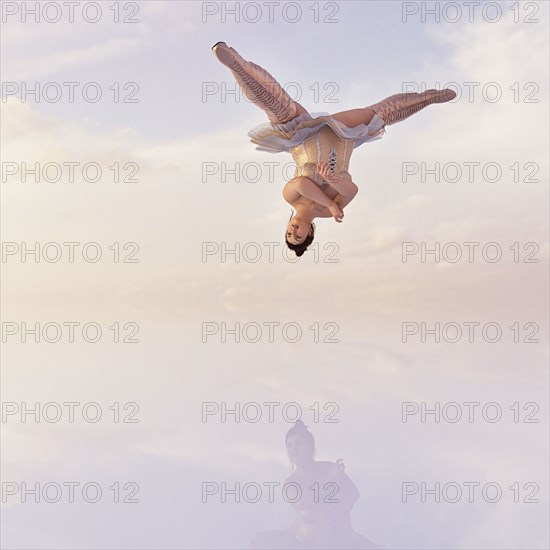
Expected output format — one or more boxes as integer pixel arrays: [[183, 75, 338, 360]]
[[248, 111, 386, 154]]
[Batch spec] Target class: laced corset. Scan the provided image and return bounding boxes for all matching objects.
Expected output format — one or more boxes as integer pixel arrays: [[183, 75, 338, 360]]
[[290, 125, 354, 185]]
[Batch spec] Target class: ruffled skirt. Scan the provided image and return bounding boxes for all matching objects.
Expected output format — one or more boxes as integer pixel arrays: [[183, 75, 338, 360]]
[[247, 111, 386, 154]]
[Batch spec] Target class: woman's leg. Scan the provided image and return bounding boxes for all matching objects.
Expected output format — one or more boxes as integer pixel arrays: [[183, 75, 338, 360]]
[[212, 42, 309, 124], [329, 107, 377, 128], [330, 89, 456, 128]]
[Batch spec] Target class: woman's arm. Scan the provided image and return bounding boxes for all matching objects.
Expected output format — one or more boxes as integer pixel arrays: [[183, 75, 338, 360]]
[[317, 162, 359, 199], [325, 460, 360, 510], [332, 192, 357, 211], [283, 177, 344, 222], [295, 176, 335, 208]]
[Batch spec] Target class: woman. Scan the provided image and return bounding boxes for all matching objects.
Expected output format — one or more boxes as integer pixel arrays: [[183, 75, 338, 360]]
[[249, 420, 385, 549], [212, 42, 456, 256]]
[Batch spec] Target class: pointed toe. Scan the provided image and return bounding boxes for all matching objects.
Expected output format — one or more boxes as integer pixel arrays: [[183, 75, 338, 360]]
[[211, 41, 227, 52], [211, 42, 240, 67], [438, 88, 456, 102]]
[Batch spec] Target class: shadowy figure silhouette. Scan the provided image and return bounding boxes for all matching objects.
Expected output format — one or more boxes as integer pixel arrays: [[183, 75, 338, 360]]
[[249, 420, 385, 549]]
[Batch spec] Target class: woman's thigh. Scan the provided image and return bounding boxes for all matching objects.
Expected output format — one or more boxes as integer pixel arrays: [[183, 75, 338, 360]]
[[329, 107, 376, 127]]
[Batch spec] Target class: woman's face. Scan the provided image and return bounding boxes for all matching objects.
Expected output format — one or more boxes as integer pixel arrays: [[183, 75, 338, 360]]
[[286, 216, 312, 245], [286, 434, 314, 466]]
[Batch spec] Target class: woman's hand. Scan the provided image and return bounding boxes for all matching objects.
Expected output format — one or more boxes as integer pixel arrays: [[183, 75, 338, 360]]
[[316, 163, 348, 221], [317, 161, 341, 185], [329, 202, 344, 223], [317, 161, 331, 179]]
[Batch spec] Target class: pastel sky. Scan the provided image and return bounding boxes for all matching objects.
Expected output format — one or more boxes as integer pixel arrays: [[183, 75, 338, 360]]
[[1, 1, 549, 549]]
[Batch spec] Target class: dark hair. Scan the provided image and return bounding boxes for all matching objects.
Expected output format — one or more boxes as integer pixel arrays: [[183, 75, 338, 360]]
[[285, 210, 315, 257], [286, 419, 316, 451]]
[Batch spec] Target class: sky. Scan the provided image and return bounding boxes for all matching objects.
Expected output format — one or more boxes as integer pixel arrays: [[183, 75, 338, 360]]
[[1, 1, 549, 549]]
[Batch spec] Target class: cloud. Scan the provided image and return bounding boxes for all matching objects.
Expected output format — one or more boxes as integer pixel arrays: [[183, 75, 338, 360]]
[[2, 7, 549, 548], [4, 38, 141, 81]]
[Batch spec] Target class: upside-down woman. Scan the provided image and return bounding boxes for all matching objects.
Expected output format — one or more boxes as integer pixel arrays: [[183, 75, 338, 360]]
[[212, 42, 456, 257]]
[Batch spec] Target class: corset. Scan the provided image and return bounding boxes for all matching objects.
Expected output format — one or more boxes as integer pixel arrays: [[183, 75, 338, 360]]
[[290, 125, 354, 185]]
